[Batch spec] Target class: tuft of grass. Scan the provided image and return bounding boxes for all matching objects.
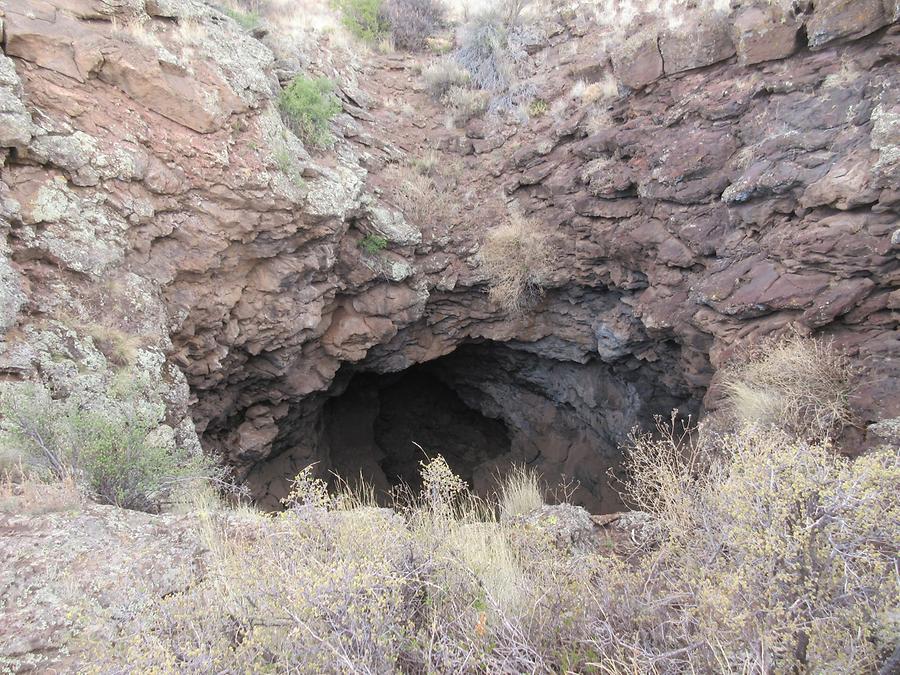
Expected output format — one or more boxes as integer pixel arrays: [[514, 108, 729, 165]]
[[496, 464, 544, 520], [278, 75, 343, 149], [478, 215, 554, 313], [360, 233, 389, 253]]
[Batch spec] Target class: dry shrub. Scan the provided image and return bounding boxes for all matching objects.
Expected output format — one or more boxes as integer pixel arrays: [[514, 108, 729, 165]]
[[422, 58, 471, 98], [602, 417, 900, 673], [379, 0, 447, 50], [721, 334, 855, 440], [90, 456, 597, 673], [444, 84, 489, 122], [385, 160, 455, 228], [82, 428, 898, 673], [479, 216, 554, 313]]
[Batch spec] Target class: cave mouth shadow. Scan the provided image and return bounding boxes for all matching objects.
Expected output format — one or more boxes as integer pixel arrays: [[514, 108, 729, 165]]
[[246, 340, 703, 514], [324, 366, 512, 497]]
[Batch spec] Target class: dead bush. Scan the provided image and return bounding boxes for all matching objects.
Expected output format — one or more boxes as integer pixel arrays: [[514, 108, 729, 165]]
[[478, 216, 554, 313], [721, 334, 855, 440], [379, 0, 447, 50]]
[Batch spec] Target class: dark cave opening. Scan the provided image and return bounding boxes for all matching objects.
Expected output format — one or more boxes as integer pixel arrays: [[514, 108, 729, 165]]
[[324, 367, 512, 495], [241, 339, 705, 514]]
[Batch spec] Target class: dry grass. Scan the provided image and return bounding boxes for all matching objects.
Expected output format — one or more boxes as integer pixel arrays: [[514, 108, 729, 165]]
[[422, 58, 471, 99], [385, 159, 456, 228], [0, 470, 82, 515], [83, 432, 898, 672], [89, 456, 596, 672], [611, 418, 899, 672], [479, 215, 555, 313], [496, 464, 544, 519], [721, 334, 856, 440]]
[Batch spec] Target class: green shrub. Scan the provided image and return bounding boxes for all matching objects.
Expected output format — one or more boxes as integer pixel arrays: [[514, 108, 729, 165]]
[[332, 0, 389, 43], [0, 380, 218, 512], [278, 76, 342, 149], [359, 233, 389, 253]]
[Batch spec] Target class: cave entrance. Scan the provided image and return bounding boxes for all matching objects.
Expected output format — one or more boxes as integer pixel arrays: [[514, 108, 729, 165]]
[[324, 367, 512, 496], [244, 340, 703, 514]]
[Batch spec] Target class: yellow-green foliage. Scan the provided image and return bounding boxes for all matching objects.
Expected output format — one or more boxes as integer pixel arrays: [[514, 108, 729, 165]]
[[722, 334, 855, 440], [0, 379, 218, 513], [82, 431, 897, 672], [613, 418, 899, 672], [479, 215, 554, 313]]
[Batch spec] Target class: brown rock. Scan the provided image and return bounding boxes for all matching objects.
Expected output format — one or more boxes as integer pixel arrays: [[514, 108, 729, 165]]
[[612, 30, 663, 90], [806, 0, 891, 49], [732, 5, 801, 65], [659, 10, 736, 74]]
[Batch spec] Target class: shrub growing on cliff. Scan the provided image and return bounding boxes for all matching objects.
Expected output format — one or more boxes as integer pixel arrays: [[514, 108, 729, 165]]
[[332, 0, 389, 43], [479, 215, 554, 313], [0, 380, 217, 512], [278, 75, 342, 149], [379, 0, 447, 50], [721, 334, 855, 440]]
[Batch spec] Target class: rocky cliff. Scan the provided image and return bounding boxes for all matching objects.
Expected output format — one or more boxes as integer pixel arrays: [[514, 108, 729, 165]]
[[0, 0, 897, 511]]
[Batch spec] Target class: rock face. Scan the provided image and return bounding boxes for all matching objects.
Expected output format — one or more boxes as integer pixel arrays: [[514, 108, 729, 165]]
[[0, 0, 897, 511], [0, 500, 207, 673]]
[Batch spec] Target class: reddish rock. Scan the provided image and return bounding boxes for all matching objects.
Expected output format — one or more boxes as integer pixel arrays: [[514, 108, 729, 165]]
[[806, 0, 892, 49], [732, 5, 800, 65], [659, 10, 736, 74], [611, 31, 663, 90]]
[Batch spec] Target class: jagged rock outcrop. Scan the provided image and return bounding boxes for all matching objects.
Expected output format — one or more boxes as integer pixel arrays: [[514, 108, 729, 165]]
[[0, 0, 897, 511]]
